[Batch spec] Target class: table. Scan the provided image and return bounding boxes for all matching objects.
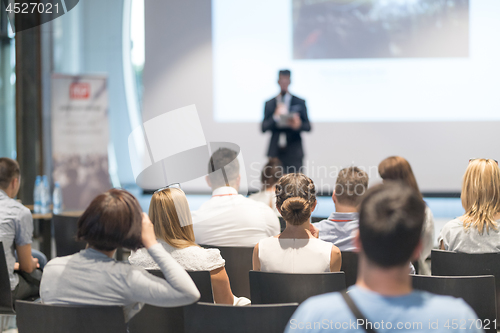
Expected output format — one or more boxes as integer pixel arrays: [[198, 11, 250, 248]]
[[26, 205, 84, 260]]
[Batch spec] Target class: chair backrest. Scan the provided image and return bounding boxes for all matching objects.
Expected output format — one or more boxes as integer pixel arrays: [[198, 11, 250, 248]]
[[52, 214, 86, 257], [278, 217, 286, 232], [15, 301, 127, 333], [184, 302, 298, 333], [0, 242, 15, 314], [201, 245, 254, 299], [147, 270, 213, 303], [340, 251, 358, 288], [412, 275, 497, 332], [250, 271, 345, 304], [311, 216, 327, 223], [432, 249, 500, 326], [128, 270, 213, 333]]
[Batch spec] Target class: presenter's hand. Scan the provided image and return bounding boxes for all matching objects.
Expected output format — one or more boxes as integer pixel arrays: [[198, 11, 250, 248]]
[[141, 213, 158, 249], [274, 104, 287, 118], [288, 113, 302, 130]]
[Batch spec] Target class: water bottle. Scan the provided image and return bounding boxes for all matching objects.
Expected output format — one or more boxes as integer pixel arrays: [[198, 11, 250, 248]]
[[33, 176, 41, 214], [40, 175, 50, 214], [52, 182, 63, 215]]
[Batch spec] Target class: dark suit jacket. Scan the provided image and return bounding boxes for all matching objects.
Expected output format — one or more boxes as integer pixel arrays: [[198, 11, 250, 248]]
[[261, 95, 311, 158]]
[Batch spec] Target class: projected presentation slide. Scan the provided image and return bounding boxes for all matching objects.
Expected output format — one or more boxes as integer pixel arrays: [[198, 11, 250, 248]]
[[212, 0, 500, 122]]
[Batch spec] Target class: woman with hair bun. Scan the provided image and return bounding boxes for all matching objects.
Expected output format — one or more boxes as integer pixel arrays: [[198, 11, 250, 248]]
[[252, 173, 341, 273]]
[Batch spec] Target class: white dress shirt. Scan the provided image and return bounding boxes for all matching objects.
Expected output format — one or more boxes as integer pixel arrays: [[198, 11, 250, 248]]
[[192, 186, 280, 247]]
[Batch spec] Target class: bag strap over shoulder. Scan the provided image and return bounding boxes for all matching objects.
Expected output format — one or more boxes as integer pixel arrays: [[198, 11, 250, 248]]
[[341, 290, 377, 333]]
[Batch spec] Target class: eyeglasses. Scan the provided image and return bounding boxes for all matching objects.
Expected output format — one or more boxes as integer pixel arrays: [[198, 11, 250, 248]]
[[469, 158, 498, 165], [154, 183, 181, 194]]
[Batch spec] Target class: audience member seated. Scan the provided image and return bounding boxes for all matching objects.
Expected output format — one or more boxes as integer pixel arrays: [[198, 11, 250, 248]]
[[248, 158, 283, 216], [285, 182, 482, 333], [253, 173, 341, 273], [40, 189, 200, 322], [129, 186, 250, 305], [379, 156, 435, 275], [439, 158, 500, 253], [192, 148, 280, 247], [0, 157, 43, 303], [314, 166, 368, 251]]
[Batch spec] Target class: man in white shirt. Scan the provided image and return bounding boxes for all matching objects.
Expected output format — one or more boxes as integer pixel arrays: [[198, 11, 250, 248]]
[[192, 148, 280, 247]]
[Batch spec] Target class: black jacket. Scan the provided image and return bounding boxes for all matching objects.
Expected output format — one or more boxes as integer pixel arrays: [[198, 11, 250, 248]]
[[261, 95, 311, 158]]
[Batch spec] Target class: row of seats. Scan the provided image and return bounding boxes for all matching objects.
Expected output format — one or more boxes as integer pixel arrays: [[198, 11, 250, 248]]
[[8, 272, 498, 333]]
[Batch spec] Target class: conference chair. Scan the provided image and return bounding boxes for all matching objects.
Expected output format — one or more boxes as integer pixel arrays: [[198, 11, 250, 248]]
[[128, 270, 213, 333], [340, 251, 358, 288], [184, 302, 299, 333], [431, 249, 500, 326], [15, 301, 127, 333], [201, 245, 254, 299], [279, 217, 286, 232], [0, 242, 15, 315], [311, 216, 327, 223], [412, 275, 497, 332], [250, 271, 345, 304], [147, 270, 213, 303], [53, 214, 86, 257]]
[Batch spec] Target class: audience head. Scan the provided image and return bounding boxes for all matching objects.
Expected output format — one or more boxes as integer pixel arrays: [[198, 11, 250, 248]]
[[378, 156, 422, 199], [0, 157, 20, 197], [334, 166, 369, 208], [261, 158, 283, 190], [149, 187, 197, 249], [358, 182, 426, 268], [461, 158, 500, 233], [207, 148, 240, 191], [275, 173, 316, 225], [77, 189, 143, 251], [278, 69, 291, 93]]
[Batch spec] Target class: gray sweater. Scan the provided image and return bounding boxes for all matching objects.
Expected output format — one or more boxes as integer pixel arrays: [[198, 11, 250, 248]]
[[40, 243, 200, 321]]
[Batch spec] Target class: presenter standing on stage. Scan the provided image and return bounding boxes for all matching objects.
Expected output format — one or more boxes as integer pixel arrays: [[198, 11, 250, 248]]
[[262, 70, 311, 173]]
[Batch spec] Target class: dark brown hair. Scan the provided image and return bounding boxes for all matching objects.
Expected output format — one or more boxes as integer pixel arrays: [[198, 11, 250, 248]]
[[77, 189, 143, 251], [378, 156, 422, 200], [275, 173, 316, 225], [261, 158, 283, 190], [359, 182, 426, 268], [335, 166, 369, 206], [0, 158, 20, 190]]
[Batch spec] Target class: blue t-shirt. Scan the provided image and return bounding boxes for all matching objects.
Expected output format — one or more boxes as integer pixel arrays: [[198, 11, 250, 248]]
[[285, 286, 485, 333]]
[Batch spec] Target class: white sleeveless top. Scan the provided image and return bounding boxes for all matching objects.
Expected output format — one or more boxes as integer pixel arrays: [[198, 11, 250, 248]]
[[258, 237, 333, 273]]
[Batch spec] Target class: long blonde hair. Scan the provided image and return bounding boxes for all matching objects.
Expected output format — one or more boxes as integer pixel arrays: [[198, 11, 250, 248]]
[[149, 188, 198, 249], [461, 159, 500, 234]]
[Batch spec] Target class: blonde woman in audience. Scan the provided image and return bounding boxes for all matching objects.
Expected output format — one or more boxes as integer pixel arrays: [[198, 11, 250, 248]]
[[439, 158, 500, 252], [248, 158, 283, 216], [40, 189, 200, 322], [129, 186, 250, 305], [379, 156, 435, 275], [253, 173, 342, 273]]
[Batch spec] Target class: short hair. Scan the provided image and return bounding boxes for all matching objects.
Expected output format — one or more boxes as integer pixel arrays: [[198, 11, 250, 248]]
[[275, 173, 316, 226], [261, 158, 283, 190], [278, 69, 291, 77], [207, 148, 240, 189], [359, 182, 426, 268], [149, 187, 197, 249], [379, 156, 422, 200], [0, 158, 20, 190], [335, 166, 369, 206], [77, 189, 143, 251], [461, 159, 500, 234]]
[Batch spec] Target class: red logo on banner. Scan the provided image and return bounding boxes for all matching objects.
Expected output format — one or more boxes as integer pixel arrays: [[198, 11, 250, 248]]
[[70, 83, 90, 99]]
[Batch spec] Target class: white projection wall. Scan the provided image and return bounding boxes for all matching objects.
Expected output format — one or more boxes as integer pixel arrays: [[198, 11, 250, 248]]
[[143, 0, 500, 193]]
